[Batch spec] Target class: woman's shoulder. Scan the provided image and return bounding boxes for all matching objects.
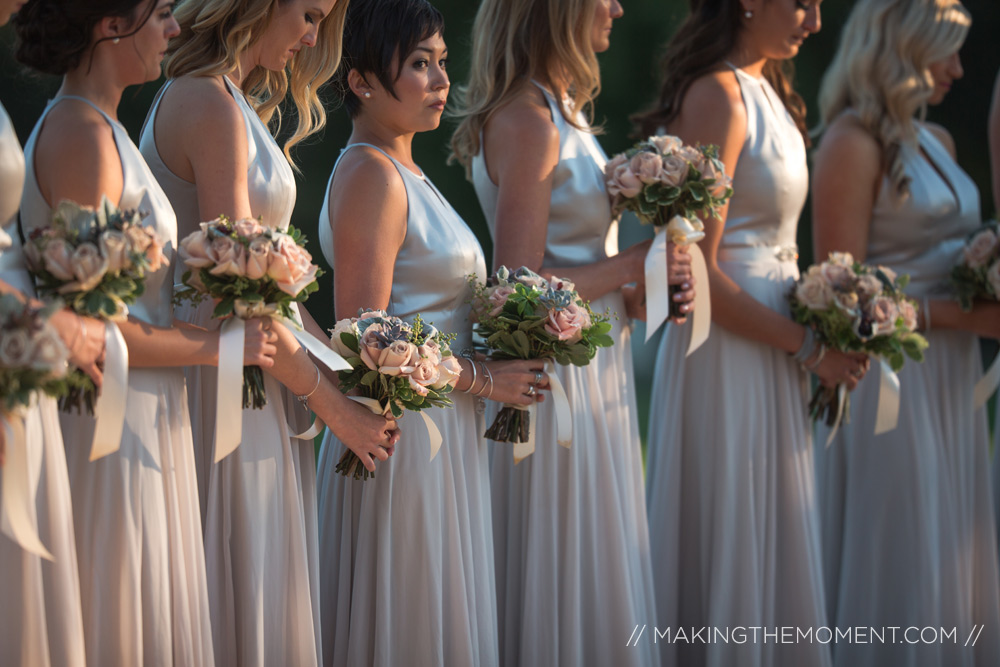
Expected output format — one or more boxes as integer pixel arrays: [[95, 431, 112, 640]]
[[157, 75, 243, 130], [484, 83, 559, 148]]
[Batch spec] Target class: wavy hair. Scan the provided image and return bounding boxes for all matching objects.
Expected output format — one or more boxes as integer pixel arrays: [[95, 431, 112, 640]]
[[817, 0, 970, 200], [163, 0, 348, 164], [450, 0, 600, 176], [631, 0, 808, 143]]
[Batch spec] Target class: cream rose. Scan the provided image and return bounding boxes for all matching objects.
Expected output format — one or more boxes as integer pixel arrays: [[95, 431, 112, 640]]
[[629, 151, 664, 185], [487, 285, 515, 317], [649, 134, 683, 155], [245, 237, 272, 280], [41, 238, 76, 281], [0, 329, 32, 367], [899, 299, 918, 331], [359, 323, 390, 370], [431, 354, 462, 389], [233, 218, 264, 239], [268, 235, 318, 297], [795, 273, 834, 310], [964, 229, 999, 269], [30, 329, 68, 373], [544, 301, 590, 343], [328, 317, 360, 358], [820, 261, 856, 290], [145, 235, 165, 273], [855, 274, 883, 301], [606, 163, 643, 200], [100, 230, 129, 273], [660, 155, 689, 188], [59, 242, 108, 293], [867, 296, 899, 337], [378, 340, 417, 376], [207, 235, 246, 277], [124, 225, 153, 254], [407, 358, 440, 396], [417, 339, 441, 363]]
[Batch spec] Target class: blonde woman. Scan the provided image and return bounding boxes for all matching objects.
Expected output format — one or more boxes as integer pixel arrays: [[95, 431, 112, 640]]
[[813, 1, 1000, 665], [451, 1, 688, 664], [139, 1, 397, 664]]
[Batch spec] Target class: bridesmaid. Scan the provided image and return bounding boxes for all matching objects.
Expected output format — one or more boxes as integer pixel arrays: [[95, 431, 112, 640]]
[[0, 0, 101, 662], [140, 0, 397, 664], [315, 1, 548, 665], [13, 0, 279, 664], [451, 1, 691, 664], [812, 1, 1000, 665], [632, 1, 866, 665]]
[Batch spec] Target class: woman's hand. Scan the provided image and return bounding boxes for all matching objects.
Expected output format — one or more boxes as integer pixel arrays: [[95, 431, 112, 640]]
[[622, 238, 653, 284], [242, 317, 279, 368], [668, 243, 695, 324], [51, 310, 106, 387], [811, 349, 870, 391], [480, 358, 549, 406], [623, 283, 646, 321], [331, 400, 400, 473]]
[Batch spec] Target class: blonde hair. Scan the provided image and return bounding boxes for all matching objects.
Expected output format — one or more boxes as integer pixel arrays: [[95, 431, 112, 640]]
[[817, 0, 971, 200], [450, 0, 600, 176], [164, 0, 348, 165]]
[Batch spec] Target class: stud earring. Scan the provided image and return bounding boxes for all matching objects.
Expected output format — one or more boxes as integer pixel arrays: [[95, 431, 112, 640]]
[[744, 10, 752, 18], [113, 37, 120, 44], [364, 92, 371, 98]]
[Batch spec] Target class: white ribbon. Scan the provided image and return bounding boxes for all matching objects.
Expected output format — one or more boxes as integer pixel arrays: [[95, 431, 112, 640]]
[[213, 301, 352, 462], [348, 396, 441, 461], [974, 353, 1000, 408], [685, 244, 711, 356], [825, 384, 849, 447], [644, 217, 710, 355], [89, 322, 128, 461], [645, 226, 672, 342], [1, 413, 54, 560], [512, 360, 572, 464], [873, 358, 901, 435]]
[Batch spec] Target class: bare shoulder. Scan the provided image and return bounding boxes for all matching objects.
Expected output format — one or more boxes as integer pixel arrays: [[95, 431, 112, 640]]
[[484, 84, 559, 153], [157, 75, 244, 139], [817, 112, 882, 161], [36, 99, 116, 162], [672, 70, 747, 149], [329, 146, 407, 216], [922, 121, 957, 159]]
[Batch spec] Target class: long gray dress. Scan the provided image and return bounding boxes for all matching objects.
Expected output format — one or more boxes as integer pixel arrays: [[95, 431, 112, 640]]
[[141, 76, 322, 667], [316, 143, 496, 667], [0, 99, 86, 667], [472, 83, 660, 667], [816, 123, 1000, 667], [644, 65, 830, 667], [21, 95, 213, 666]]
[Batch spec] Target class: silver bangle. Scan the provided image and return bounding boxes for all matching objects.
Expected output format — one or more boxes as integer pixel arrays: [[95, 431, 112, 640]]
[[462, 357, 479, 394], [804, 343, 827, 371], [296, 365, 322, 405], [792, 326, 815, 363], [481, 363, 495, 400]]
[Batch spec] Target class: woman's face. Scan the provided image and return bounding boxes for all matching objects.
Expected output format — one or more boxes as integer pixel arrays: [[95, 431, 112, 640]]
[[0, 0, 25, 26], [359, 32, 450, 135], [742, 0, 822, 60], [926, 50, 963, 105], [590, 0, 623, 54], [121, 0, 180, 84], [255, 0, 338, 71]]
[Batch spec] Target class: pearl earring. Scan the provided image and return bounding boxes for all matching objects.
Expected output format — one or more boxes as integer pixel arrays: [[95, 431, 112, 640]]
[[113, 37, 120, 44], [744, 9, 752, 18], [364, 92, 371, 98]]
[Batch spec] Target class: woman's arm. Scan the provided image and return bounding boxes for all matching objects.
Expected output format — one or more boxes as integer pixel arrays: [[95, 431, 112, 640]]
[[675, 72, 866, 388]]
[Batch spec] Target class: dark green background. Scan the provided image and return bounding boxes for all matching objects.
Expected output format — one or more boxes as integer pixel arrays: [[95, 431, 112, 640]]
[[3, 0, 998, 431]]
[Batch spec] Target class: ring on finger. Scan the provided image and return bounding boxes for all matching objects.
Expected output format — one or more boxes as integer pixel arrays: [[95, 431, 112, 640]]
[[533, 371, 544, 384], [525, 385, 537, 397], [851, 369, 863, 379]]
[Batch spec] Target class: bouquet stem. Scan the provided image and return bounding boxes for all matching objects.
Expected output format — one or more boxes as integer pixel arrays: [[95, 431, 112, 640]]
[[669, 284, 685, 320], [243, 366, 267, 409], [58, 371, 96, 415], [335, 448, 374, 481], [808, 384, 850, 429], [484, 406, 530, 443]]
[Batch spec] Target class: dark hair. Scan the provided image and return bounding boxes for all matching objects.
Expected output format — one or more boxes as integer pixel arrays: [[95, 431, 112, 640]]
[[631, 0, 809, 144], [14, 0, 156, 75], [336, 0, 445, 118]]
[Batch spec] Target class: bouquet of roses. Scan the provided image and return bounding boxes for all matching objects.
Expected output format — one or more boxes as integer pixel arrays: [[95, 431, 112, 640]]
[[23, 196, 163, 413], [175, 216, 321, 409], [328, 310, 461, 480], [604, 135, 732, 336], [790, 252, 928, 432], [0, 294, 73, 413], [469, 266, 613, 447], [951, 221, 1000, 311]]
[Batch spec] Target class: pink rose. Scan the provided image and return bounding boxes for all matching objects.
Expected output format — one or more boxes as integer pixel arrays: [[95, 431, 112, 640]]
[[488, 285, 515, 316], [649, 134, 683, 155], [268, 235, 318, 297], [207, 235, 246, 277], [357, 310, 388, 320], [899, 299, 918, 332], [58, 242, 108, 293], [245, 237, 271, 280], [544, 301, 590, 343], [233, 218, 263, 239], [431, 354, 462, 389], [795, 272, 834, 310], [987, 260, 1000, 297], [604, 153, 628, 180], [145, 235, 165, 273], [358, 323, 390, 370], [407, 358, 440, 396], [628, 152, 664, 185], [100, 230, 129, 273], [964, 229, 999, 269], [660, 155, 689, 188], [820, 261, 856, 290], [179, 229, 214, 268], [606, 163, 643, 200], [417, 339, 441, 363], [677, 145, 702, 167], [700, 156, 731, 197], [378, 340, 417, 376], [855, 274, 883, 301], [41, 238, 76, 281], [866, 295, 899, 336], [124, 225, 153, 254]]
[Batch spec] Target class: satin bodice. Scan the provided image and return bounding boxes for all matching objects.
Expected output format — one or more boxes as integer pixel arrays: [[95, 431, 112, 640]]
[[20, 96, 177, 326], [719, 66, 808, 252], [319, 143, 486, 349], [140, 76, 296, 283], [0, 100, 31, 295], [867, 124, 981, 298], [471, 82, 618, 268]]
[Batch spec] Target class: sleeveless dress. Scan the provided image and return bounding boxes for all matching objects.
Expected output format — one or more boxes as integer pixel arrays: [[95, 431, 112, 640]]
[[644, 66, 830, 667], [815, 124, 1000, 667], [20, 95, 214, 666], [0, 100, 86, 667], [315, 143, 496, 667], [472, 83, 660, 667], [140, 76, 322, 667]]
